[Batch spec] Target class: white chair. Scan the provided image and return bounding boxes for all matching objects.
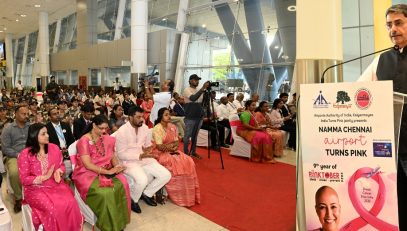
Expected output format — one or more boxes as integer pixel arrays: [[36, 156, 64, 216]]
[[196, 129, 209, 147], [68, 141, 98, 228], [21, 203, 43, 231], [228, 114, 251, 158]]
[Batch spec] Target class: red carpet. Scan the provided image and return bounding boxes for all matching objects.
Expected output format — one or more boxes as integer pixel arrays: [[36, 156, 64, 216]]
[[188, 146, 296, 231]]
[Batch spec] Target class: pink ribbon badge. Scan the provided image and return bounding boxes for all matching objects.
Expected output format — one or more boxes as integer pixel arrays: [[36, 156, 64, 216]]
[[340, 167, 398, 231]]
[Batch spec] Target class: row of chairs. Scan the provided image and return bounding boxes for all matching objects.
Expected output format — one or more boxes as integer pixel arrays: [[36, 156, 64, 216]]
[[196, 114, 289, 158]]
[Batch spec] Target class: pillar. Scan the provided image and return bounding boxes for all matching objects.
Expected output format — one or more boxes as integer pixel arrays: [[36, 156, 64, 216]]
[[176, 0, 189, 32], [5, 33, 14, 89], [114, 0, 126, 40], [38, 12, 50, 91], [131, 0, 148, 91], [20, 34, 29, 84]]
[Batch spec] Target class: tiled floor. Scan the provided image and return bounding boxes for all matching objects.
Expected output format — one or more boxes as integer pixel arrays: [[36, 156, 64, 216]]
[[0, 148, 296, 231]]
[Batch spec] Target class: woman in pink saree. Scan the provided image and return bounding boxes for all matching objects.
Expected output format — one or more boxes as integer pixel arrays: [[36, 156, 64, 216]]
[[236, 100, 275, 163], [141, 93, 154, 128], [255, 101, 284, 157], [152, 108, 200, 206], [18, 123, 82, 231], [72, 114, 131, 231]]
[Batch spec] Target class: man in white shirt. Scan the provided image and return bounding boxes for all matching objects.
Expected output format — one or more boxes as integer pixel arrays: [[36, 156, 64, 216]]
[[146, 79, 174, 124], [225, 93, 238, 114], [15, 80, 23, 91], [113, 77, 122, 93], [115, 106, 171, 213]]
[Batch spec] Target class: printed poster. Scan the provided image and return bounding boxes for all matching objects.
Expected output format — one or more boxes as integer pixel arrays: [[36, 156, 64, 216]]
[[300, 81, 398, 231]]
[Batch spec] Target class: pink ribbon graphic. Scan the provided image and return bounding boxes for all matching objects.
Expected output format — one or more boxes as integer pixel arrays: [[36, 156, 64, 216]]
[[340, 167, 398, 231]]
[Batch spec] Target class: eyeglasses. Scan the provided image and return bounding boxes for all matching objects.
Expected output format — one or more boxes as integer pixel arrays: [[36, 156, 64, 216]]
[[386, 19, 407, 30]]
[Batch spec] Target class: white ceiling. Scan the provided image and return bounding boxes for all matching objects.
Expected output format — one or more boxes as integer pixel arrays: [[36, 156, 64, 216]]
[[0, 0, 76, 40]]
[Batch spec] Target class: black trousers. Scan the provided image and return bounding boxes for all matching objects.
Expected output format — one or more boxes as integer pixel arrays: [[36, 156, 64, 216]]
[[201, 121, 226, 147]]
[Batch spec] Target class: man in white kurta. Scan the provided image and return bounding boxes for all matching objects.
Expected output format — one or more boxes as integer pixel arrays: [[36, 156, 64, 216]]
[[115, 106, 171, 212]]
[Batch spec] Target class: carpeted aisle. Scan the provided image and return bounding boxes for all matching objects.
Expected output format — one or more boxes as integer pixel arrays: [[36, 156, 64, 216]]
[[188, 146, 296, 231]]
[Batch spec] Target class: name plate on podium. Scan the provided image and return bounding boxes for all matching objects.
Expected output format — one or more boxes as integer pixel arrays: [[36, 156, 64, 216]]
[[300, 81, 398, 231]]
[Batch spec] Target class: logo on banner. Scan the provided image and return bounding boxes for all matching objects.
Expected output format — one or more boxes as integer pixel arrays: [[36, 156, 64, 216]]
[[373, 142, 392, 157], [308, 170, 344, 182], [333, 90, 352, 109], [313, 91, 330, 108], [355, 88, 372, 110]]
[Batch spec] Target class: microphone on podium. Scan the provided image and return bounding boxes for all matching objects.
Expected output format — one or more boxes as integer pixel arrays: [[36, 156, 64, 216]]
[[320, 45, 399, 83]]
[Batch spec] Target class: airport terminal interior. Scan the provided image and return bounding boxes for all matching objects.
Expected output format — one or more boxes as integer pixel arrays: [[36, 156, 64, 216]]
[[0, 0, 402, 230]]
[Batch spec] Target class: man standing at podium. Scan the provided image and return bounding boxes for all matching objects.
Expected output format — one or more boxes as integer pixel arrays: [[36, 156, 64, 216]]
[[358, 4, 407, 229]]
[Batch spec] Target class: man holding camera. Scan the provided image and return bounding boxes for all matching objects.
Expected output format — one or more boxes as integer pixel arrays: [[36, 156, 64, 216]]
[[183, 74, 210, 159]]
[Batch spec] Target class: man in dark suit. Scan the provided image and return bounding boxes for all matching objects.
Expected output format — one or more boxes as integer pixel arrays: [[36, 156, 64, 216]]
[[46, 107, 76, 178], [73, 102, 95, 140], [122, 92, 135, 116]]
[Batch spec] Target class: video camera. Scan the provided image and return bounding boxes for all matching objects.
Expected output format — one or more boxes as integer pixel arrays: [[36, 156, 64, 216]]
[[207, 81, 219, 91], [139, 64, 159, 88]]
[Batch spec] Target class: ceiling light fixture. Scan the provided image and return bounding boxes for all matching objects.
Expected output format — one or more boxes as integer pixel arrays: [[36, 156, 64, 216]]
[[202, 24, 206, 28], [162, 18, 167, 21], [0, 31, 3, 33], [287, 5, 296, 12], [34, 4, 41, 8], [20, 14, 27, 17], [16, 19, 19, 22], [274, 45, 279, 49], [3, 28, 7, 30]]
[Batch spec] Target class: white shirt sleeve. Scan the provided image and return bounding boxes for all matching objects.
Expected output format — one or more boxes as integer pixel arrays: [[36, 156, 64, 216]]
[[358, 55, 379, 82]]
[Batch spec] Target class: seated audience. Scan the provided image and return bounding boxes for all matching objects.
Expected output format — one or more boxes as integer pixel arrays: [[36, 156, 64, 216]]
[[1, 105, 30, 212], [255, 101, 284, 157], [269, 99, 296, 150], [18, 123, 82, 230], [73, 102, 95, 140], [109, 104, 127, 133], [140, 93, 154, 128], [115, 106, 171, 213], [72, 115, 131, 231], [233, 92, 245, 113], [122, 92, 135, 116], [237, 100, 275, 163], [152, 108, 200, 206], [46, 107, 76, 178]]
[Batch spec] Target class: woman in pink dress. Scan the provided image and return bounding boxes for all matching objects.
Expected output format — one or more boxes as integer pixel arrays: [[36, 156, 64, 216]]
[[141, 93, 154, 128], [152, 108, 200, 206], [255, 101, 284, 157], [17, 123, 82, 231], [72, 114, 131, 231]]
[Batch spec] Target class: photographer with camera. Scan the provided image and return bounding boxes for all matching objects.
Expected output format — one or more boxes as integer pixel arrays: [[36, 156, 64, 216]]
[[182, 74, 210, 159]]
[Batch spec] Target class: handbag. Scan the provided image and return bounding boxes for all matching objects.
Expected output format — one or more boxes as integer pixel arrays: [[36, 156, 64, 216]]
[[98, 174, 114, 188]]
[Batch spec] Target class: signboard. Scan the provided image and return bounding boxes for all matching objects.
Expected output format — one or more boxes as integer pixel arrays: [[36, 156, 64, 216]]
[[300, 81, 398, 231]]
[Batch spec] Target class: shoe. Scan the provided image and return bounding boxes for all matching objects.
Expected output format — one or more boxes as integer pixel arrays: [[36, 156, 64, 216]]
[[131, 200, 141, 213], [141, 194, 157, 206], [212, 146, 221, 151], [191, 153, 202, 159], [14, 199, 22, 213], [220, 144, 230, 148]]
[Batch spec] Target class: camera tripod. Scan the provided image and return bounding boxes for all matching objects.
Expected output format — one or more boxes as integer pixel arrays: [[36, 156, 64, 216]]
[[202, 90, 225, 169]]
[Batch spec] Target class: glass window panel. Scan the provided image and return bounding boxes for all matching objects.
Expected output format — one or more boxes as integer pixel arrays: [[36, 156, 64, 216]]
[[359, 0, 373, 26], [89, 69, 101, 86], [342, 28, 361, 82], [59, 13, 77, 51], [15, 37, 25, 65], [27, 32, 38, 64], [97, 0, 119, 42], [71, 70, 78, 85], [56, 71, 67, 85], [49, 22, 57, 53], [360, 26, 374, 71], [107, 67, 131, 87], [342, 0, 359, 28]]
